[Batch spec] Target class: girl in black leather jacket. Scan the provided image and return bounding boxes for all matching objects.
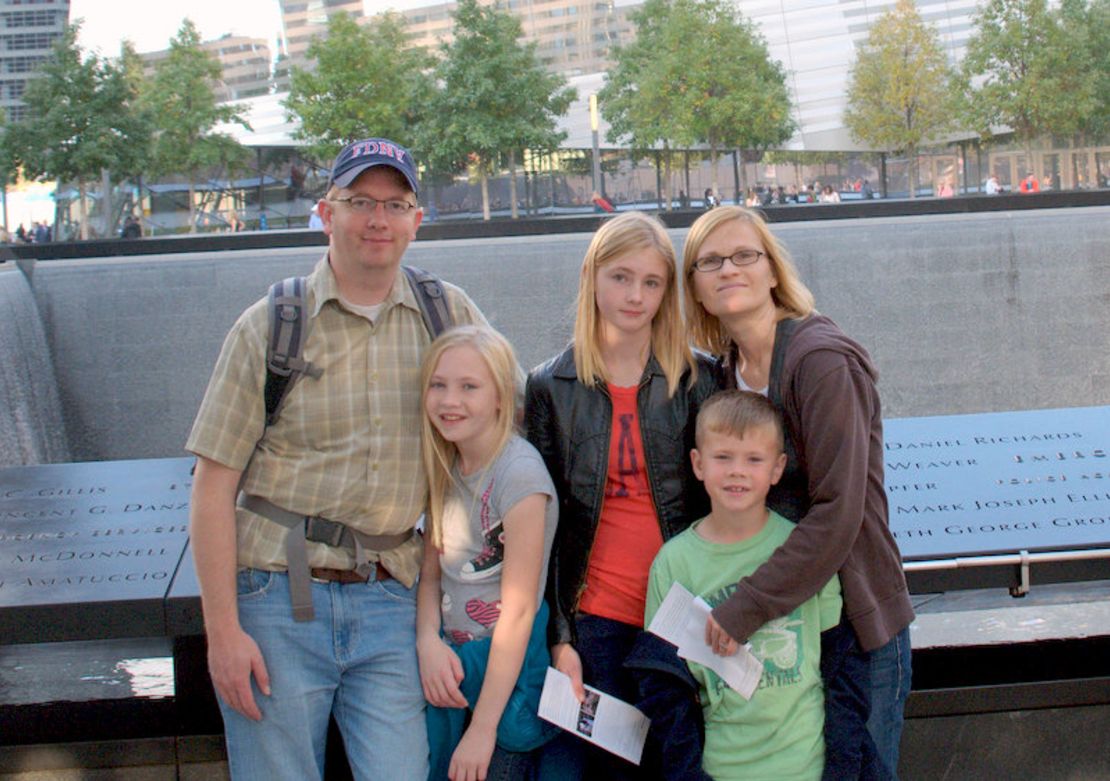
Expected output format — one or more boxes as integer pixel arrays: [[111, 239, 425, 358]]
[[525, 212, 718, 778]]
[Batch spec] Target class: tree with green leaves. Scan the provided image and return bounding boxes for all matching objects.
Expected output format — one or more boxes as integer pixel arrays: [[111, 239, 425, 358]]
[[143, 19, 248, 233], [0, 115, 19, 232], [284, 12, 432, 166], [959, 0, 1093, 165], [599, 0, 688, 208], [601, 0, 792, 207], [5, 23, 150, 239], [116, 40, 153, 180], [683, 0, 793, 196], [844, 0, 954, 197], [1088, 0, 1110, 143], [1056, 0, 1108, 145], [422, 0, 575, 220]]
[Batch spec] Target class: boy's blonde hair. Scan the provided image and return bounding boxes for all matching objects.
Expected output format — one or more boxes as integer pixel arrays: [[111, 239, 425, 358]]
[[695, 390, 785, 452], [420, 325, 519, 548], [573, 211, 697, 397], [683, 206, 815, 355]]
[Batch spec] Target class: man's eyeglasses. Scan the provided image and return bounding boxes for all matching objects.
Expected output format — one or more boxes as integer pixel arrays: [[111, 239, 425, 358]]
[[690, 249, 766, 273], [328, 196, 416, 217]]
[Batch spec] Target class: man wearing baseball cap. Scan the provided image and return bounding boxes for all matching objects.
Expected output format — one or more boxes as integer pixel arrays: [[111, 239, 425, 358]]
[[187, 138, 489, 779]]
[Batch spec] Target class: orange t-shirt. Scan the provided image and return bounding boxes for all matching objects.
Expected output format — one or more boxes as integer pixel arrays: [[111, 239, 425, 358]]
[[578, 384, 664, 627]]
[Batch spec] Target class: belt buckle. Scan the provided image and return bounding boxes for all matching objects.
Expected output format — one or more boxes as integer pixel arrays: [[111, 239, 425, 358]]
[[309, 564, 378, 585]]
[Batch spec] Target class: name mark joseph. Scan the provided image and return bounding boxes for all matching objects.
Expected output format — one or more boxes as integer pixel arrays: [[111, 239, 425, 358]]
[[0, 458, 194, 603], [882, 407, 1110, 559]]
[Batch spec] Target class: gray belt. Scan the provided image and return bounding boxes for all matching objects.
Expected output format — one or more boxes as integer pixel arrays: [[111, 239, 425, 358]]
[[237, 493, 414, 622]]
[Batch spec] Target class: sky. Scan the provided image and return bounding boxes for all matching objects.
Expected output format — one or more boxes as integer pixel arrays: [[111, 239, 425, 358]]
[[69, 0, 440, 60], [70, 0, 286, 58]]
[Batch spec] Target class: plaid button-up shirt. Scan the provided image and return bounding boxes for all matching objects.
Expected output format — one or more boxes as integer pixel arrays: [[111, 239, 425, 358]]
[[186, 255, 487, 586]]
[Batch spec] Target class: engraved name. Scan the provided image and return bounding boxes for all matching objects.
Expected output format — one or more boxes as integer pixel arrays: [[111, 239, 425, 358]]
[[13, 548, 169, 564], [887, 459, 978, 471]]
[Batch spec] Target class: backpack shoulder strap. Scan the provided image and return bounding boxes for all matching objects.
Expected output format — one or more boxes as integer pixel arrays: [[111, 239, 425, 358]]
[[264, 276, 322, 426], [403, 265, 455, 340], [767, 316, 799, 411]]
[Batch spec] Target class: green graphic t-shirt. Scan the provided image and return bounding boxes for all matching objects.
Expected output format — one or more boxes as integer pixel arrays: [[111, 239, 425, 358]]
[[646, 512, 842, 781]]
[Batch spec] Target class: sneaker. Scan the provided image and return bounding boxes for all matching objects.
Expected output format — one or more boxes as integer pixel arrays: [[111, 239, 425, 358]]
[[460, 522, 505, 581]]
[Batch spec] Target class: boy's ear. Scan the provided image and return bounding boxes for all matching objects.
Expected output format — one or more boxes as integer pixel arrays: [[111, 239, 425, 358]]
[[770, 452, 787, 485], [690, 448, 704, 481]]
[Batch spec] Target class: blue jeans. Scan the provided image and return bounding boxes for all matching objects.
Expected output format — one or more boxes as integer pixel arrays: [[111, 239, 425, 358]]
[[867, 626, 912, 779], [217, 569, 428, 781], [537, 613, 648, 781], [821, 620, 912, 781]]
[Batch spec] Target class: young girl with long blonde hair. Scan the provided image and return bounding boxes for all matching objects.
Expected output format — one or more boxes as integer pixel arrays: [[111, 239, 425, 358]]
[[524, 211, 719, 778], [417, 325, 559, 781]]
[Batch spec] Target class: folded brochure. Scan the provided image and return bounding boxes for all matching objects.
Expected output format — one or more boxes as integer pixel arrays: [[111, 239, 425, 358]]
[[647, 581, 763, 700], [538, 667, 650, 765]]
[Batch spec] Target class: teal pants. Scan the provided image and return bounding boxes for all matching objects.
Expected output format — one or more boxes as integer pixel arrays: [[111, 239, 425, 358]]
[[426, 601, 558, 780]]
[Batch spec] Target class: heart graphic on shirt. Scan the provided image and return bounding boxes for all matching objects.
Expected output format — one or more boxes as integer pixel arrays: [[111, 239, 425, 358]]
[[447, 629, 473, 645], [465, 597, 502, 627]]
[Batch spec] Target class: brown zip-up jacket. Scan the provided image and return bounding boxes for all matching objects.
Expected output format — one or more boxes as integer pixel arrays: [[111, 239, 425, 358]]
[[711, 315, 914, 652]]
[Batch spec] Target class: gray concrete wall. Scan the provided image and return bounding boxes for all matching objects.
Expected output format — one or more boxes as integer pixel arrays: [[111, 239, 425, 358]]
[[7, 206, 1110, 463]]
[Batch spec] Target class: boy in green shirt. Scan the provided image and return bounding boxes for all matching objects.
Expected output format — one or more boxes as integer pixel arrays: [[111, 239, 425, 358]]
[[646, 390, 842, 780]]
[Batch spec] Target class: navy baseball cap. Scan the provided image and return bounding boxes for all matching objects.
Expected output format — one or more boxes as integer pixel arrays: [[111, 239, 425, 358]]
[[328, 138, 419, 196]]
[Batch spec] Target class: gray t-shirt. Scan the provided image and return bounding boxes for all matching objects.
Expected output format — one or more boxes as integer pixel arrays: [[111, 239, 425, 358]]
[[439, 435, 558, 644]]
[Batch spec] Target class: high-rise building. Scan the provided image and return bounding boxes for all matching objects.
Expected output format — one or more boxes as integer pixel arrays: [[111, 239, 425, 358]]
[[400, 0, 635, 77], [140, 34, 273, 103], [0, 0, 70, 123], [278, 0, 364, 63]]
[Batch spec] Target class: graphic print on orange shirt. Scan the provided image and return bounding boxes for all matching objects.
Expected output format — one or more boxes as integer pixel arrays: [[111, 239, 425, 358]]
[[609, 411, 651, 499]]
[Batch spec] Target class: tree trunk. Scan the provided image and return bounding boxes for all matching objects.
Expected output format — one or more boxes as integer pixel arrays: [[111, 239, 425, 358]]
[[189, 180, 198, 233], [731, 150, 741, 205], [101, 168, 113, 238], [137, 175, 145, 237], [509, 149, 518, 220], [907, 146, 917, 199], [78, 181, 89, 241], [661, 148, 672, 212], [480, 166, 490, 222], [710, 143, 720, 198]]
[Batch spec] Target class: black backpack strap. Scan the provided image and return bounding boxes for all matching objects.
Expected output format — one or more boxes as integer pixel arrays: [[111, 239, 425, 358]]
[[403, 265, 455, 340], [767, 317, 798, 411], [264, 276, 322, 426]]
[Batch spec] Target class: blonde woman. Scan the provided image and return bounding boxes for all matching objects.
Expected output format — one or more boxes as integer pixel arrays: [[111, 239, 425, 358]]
[[525, 211, 718, 778], [683, 206, 913, 779], [417, 325, 559, 780]]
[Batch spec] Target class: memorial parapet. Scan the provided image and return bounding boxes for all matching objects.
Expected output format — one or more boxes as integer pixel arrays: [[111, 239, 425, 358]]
[[3, 408, 1109, 646], [0, 457, 194, 643], [885, 405, 1110, 593]]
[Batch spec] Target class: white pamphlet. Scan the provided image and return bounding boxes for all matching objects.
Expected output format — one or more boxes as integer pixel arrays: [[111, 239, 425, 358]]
[[647, 582, 764, 700], [537, 667, 651, 765]]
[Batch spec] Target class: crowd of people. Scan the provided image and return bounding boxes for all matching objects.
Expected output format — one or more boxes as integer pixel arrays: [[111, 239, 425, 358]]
[[2, 221, 53, 244], [737, 178, 874, 208], [188, 136, 913, 781]]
